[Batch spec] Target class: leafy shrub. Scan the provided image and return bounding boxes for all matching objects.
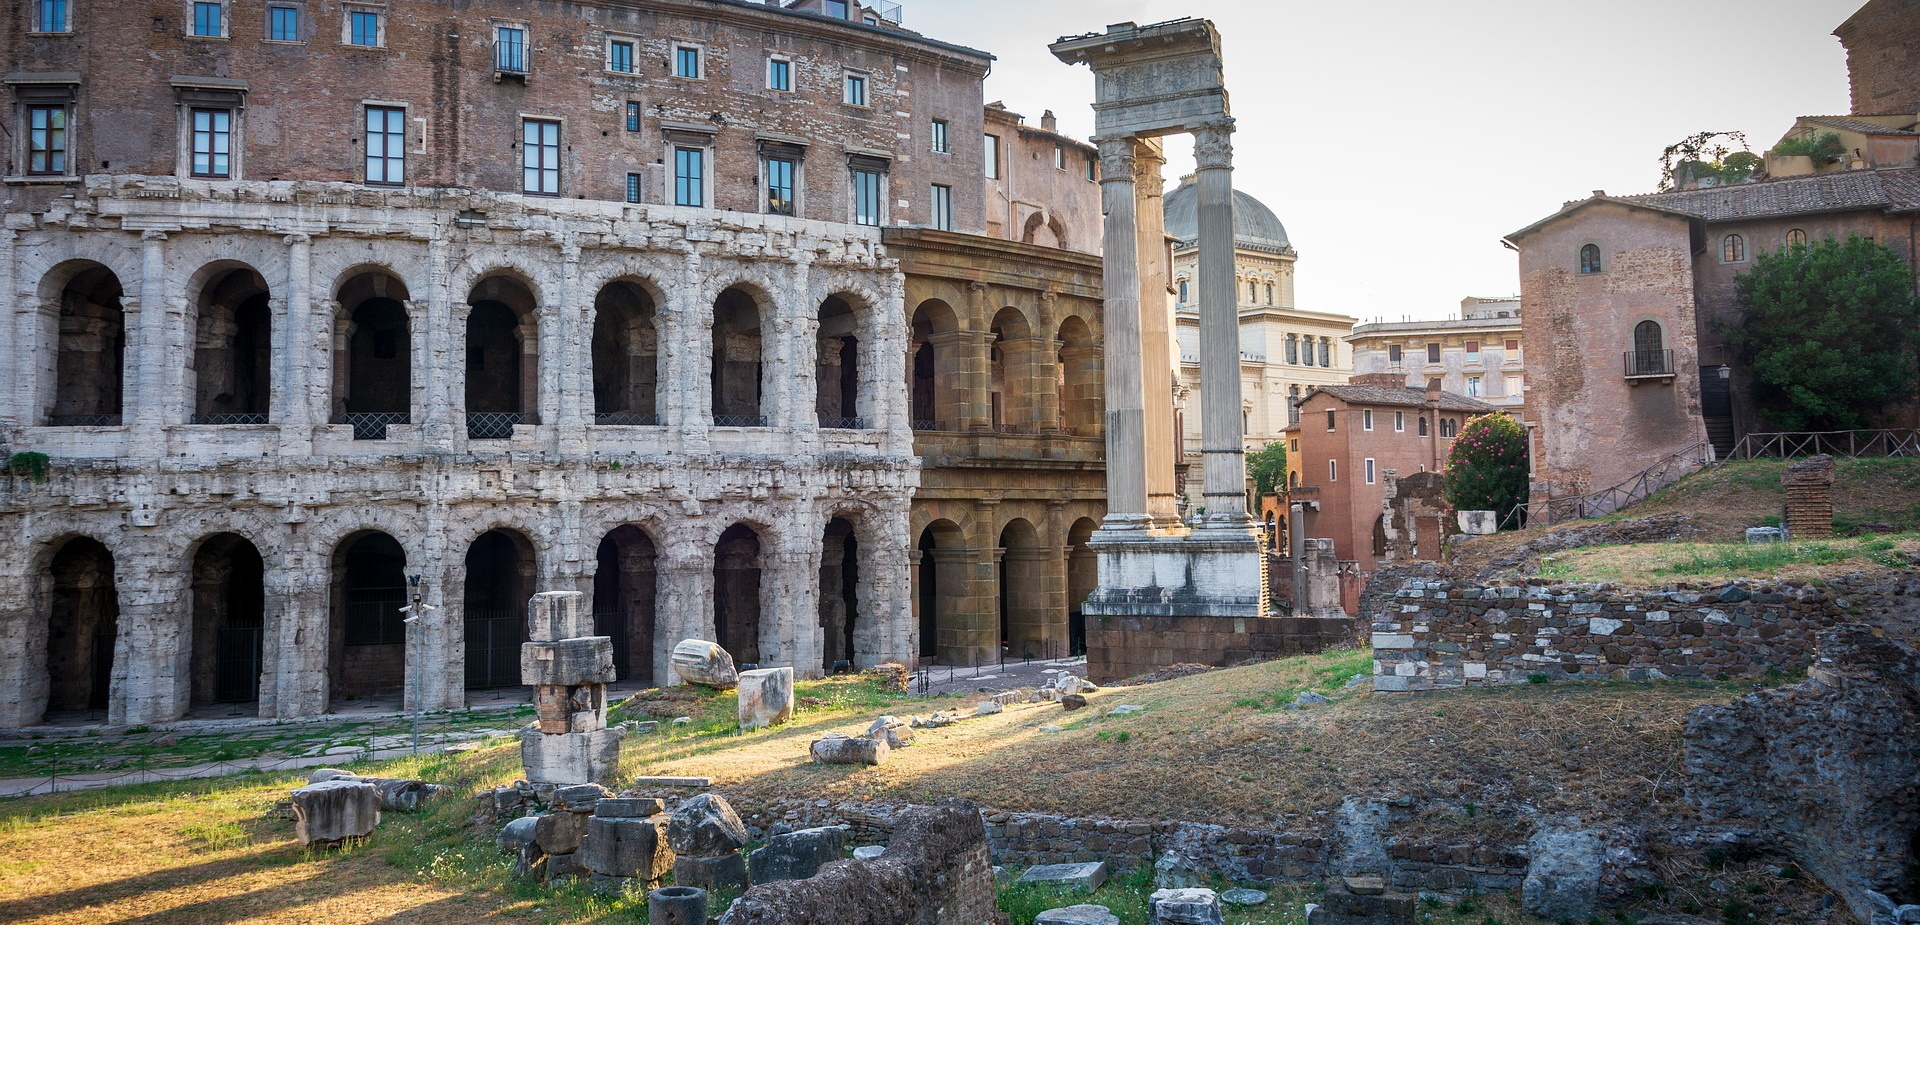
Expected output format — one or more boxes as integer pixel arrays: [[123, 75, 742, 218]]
[[1444, 412, 1529, 523]]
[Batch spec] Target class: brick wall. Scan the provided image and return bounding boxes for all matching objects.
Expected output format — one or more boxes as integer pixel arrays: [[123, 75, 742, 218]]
[[1371, 579, 1846, 691], [1086, 613, 1354, 683]]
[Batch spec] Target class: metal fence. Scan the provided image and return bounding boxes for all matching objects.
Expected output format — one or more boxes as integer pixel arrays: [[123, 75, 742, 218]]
[[1724, 428, 1920, 460], [332, 412, 409, 440], [1538, 441, 1711, 525], [214, 625, 263, 703], [344, 590, 407, 646], [818, 416, 869, 429], [190, 413, 270, 426], [712, 414, 768, 427], [466, 412, 525, 440], [464, 609, 526, 689], [593, 411, 659, 426], [44, 414, 122, 427]]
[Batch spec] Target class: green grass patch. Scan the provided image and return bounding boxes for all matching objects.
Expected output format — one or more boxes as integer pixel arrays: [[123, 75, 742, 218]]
[[1654, 535, 1912, 576], [1229, 647, 1373, 713]]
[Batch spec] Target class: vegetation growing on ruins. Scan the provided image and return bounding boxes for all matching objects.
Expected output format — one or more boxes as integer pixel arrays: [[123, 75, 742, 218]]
[[1656, 130, 1756, 190], [1725, 235, 1920, 430], [1443, 412, 1529, 524]]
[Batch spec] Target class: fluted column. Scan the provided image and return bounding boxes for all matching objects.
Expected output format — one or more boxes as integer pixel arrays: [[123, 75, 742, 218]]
[[1132, 138, 1179, 526], [1094, 136, 1148, 530], [1194, 122, 1252, 529]]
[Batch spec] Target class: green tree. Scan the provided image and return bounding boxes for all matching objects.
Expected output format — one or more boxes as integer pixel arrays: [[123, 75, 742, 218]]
[[1444, 412, 1529, 525], [1723, 234, 1920, 430], [1245, 440, 1288, 495]]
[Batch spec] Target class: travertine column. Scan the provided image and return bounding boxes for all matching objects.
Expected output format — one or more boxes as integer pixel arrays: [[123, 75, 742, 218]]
[[1133, 138, 1180, 526], [1194, 122, 1251, 527], [1094, 136, 1148, 530], [133, 230, 172, 437], [278, 233, 314, 449]]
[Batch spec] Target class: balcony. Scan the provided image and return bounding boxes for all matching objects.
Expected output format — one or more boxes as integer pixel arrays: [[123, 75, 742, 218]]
[[495, 38, 528, 80], [1623, 349, 1675, 380]]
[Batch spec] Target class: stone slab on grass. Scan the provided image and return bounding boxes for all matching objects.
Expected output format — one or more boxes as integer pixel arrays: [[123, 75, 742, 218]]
[[1149, 887, 1224, 925], [1035, 904, 1120, 925], [1016, 861, 1107, 892]]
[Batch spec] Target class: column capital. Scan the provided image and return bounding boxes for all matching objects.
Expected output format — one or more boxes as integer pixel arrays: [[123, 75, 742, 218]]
[[283, 232, 312, 247], [140, 229, 173, 243], [1193, 122, 1236, 170], [1095, 138, 1137, 181]]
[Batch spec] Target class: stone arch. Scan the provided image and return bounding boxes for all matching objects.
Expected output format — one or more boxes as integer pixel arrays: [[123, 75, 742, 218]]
[[910, 297, 960, 429], [1067, 516, 1099, 656], [816, 291, 867, 427], [594, 523, 659, 686], [44, 536, 118, 717], [711, 284, 769, 425], [463, 528, 537, 690], [42, 261, 127, 426], [591, 277, 663, 425], [465, 272, 540, 437], [187, 532, 266, 709], [989, 305, 1034, 431], [914, 518, 968, 662], [333, 267, 412, 434], [189, 264, 272, 423], [714, 522, 764, 666], [328, 530, 407, 710], [818, 515, 860, 673], [996, 517, 1047, 658], [1058, 314, 1103, 436]]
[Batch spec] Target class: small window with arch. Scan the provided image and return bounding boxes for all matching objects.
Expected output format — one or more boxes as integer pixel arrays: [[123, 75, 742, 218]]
[[1785, 228, 1807, 250], [1722, 233, 1747, 263], [1579, 243, 1602, 274]]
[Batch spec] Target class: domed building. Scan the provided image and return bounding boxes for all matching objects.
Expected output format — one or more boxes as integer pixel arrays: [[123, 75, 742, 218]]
[[1165, 177, 1356, 507]]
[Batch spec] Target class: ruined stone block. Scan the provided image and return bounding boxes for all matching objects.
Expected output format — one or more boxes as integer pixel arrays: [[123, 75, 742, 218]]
[[671, 639, 738, 688], [520, 637, 617, 688], [673, 852, 748, 891], [1148, 887, 1224, 925], [737, 666, 794, 731], [291, 780, 381, 846], [527, 591, 591, 642], [747, 825, 852, 884], [665, 792, 750, 856], [580, 815, 674, 885], [534, 811, 589, 856], [1035, 904, 1120, 925], [521, 727, 623, 786], [722, 802, 996, 925], [1016, 861, 1107, 892]]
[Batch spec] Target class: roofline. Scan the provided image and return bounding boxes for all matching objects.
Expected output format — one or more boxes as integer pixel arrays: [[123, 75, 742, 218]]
[[1503, 194, 1695, 245], [695, 0, 996, 66]]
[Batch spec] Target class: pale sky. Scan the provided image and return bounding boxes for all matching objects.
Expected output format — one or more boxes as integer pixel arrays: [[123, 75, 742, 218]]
[[908, 0, 1869, 323]]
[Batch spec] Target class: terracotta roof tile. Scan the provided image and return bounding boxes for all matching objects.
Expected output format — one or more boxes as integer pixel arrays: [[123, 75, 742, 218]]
[[1302, 384, 1496, 412], [1625, 172, 1891, 221]]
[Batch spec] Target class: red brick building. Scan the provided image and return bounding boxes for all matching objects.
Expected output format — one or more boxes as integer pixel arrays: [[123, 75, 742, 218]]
[[1286, 375, 1493, 569]]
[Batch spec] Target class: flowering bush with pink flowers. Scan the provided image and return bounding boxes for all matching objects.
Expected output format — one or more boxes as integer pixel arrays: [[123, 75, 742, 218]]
[[1444, 412, 1529, 526]]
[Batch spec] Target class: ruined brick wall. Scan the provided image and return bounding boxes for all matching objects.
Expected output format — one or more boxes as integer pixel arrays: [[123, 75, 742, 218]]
[[1371, 579, 1847, 691], [1836, 0, 1920, 117], [983, 106, 1102, 256], [1686, 624, 1920, 921], [1, 0, 989, 229], [1086, 613, 1355, 684], [719, 799, 997, 924]]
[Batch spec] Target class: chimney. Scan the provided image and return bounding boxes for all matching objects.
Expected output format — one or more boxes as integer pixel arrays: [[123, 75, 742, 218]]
[[1424, 376, 1442, 408], [1040, 110, 1058, 133]]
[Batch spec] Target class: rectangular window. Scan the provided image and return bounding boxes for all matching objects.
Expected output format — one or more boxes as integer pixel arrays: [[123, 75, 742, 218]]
[[766, 156, 795, 215], [675, 45, 701, 79], [192, 2, 223, 37], [26, 106, 67, 175], [1362, 409, 1373, 431], [825, 0, 849, 18], [268, 5, 299, 41], [930, 184, 953, 231], [1087, 156, 1097, 181], [625, 173, 642, 204], [1054, 145, 1065, 169], [1506, 339, 1519, 352], [364, 106, 406, 185], [348, 8, 380, 47], [1365, 458, 1376, 485], [1320, 340, 1331, 367], [844, 72, 868, 107], [931, 119, 950, 154], [522, 119, 559, 195], [1328, 459, 1338, 483], [1325, 409, 1336, 431], [1289, 439, 1298, 454], [191, 108, 232, 177], [625, 101, 641, 133], [497, 26, 527, 72], [768, 57, 792, 91], [1427, 342, 1441, 364], [984, 134, 1000, 179], [608, 40, 635, 74], [1467, 376, 1482, 397], [852, 167, 883, 226], [36, 0, 69, 32], [1286, 336, 1298, 365], [1394, 411, 1405, 432], [674, 146, 704, 206], [1465, 340, 1480, 354], [1388, 344, 1402, 367]]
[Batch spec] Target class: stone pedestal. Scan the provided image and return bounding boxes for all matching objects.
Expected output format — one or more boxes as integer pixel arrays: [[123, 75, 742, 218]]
[[519, 591, 622, 785]]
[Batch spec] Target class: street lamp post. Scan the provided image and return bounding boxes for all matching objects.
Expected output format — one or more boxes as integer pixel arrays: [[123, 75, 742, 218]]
[[399, 574, 436, 755]]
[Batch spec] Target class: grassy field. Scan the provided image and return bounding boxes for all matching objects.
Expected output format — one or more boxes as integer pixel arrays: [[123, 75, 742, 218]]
[[1538, 534, 1920, 585]]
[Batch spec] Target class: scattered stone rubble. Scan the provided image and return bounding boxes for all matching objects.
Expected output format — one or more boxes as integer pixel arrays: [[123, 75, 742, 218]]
[[1149, 887, 1224, 925], [285, 768, 449, 846], [671, 639, 739, 689], [736, 667, 794, 731], [666, 793, 751, 890], [1035, 903, 1120, 925], [809, 732, 888, 765], [748, 825, 853, 884], [520, 593, 622, 786]]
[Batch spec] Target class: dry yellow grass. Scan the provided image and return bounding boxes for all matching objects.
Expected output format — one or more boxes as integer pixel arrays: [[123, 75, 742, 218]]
[[1538, 536, 1920, 585]]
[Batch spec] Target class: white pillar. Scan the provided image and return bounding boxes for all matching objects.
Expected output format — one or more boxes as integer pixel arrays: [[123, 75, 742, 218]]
[[1094, 136, 1149, 531], [1194, 122, 1251, 528]]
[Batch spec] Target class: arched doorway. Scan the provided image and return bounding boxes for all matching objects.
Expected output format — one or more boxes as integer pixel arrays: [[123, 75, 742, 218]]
[[989, 307, 1031, 432], [466, 275, 539, 438], [1067, 517, 1098, 657], [47, 264, 126, 426], [190, 533, 266, 709], [1058, 315, 1102, 437], [997, 518, 1046, 659], [334, 270, 411, 439], [909, 299, 957, 430], [819, 517, 859, 672], [591, 280, 660, 425], [329, 531, 406, 707], [45, 537, 117, 716], [464, 529, 535, 690], [817, 294, 861, 427], [594, 525, 658, 685], [714, 524, 763, 665], [914, 519, 966, 663], [712, 287, 765, 425], [191, 267, 271, 423]]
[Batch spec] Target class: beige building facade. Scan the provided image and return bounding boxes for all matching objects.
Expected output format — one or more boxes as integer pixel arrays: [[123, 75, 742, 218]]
[[1347, 296, 1526, 413]]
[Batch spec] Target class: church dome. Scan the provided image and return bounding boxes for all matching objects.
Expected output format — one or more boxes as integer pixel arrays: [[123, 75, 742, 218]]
[[1163, 176, 1291, 251]]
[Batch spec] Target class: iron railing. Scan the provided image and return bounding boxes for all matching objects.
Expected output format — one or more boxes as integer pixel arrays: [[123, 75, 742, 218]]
[[1725, 428, 1920, 460], [496, 36, 527, 73], [215, 624, 263, 703], [464, 610, 527, 690], [332, 411, 409, 440], [1624, 349, 1675, 377], [344, 595, 407, 646], [818, 415, 869, 429], [466, 412, 525, 439], [45, 414, 122, 427], [190, 413, 269, 425], [1539, 441, 1711, 525], [712, 414, 768, 427], [594, 411, 659, 426], [593, 610, 631, 682]]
